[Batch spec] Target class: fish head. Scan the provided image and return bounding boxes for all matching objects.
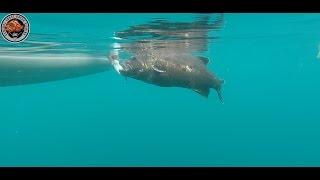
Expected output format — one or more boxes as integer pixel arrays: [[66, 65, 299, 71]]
[[121, 57, 147, 78]]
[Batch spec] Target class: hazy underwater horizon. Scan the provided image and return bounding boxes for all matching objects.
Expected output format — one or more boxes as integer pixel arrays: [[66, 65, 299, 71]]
[[1, 13, 320, 166]]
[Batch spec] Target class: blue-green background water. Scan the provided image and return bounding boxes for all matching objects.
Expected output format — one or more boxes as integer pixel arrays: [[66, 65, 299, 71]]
[[1, 13, 320, 166]]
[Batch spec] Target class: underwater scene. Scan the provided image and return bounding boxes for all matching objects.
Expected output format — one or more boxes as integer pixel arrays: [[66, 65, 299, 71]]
[[0, 13, 320, 166]]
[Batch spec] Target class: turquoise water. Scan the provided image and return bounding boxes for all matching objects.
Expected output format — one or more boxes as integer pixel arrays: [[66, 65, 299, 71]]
[[1, 13, 320, 166]]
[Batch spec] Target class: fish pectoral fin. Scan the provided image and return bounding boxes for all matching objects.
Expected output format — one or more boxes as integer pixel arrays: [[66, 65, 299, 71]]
[[193, 88, 210, 98], [151, 65, 166, 73], [198, 56, 210, 65]]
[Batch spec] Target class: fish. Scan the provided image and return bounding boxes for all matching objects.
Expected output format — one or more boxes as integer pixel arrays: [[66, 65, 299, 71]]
[[108, 14, 224, 101], [108, 47, 224, 101]]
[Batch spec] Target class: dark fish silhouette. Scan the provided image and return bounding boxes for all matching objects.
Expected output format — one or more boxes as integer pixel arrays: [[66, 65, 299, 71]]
[[109, 14, 224, 101], [109, 48, 224, 101]]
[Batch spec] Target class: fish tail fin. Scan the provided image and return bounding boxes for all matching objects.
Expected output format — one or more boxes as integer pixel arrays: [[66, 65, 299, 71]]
[[216, 79, 225, 104], [217, 88, 224, 104]]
